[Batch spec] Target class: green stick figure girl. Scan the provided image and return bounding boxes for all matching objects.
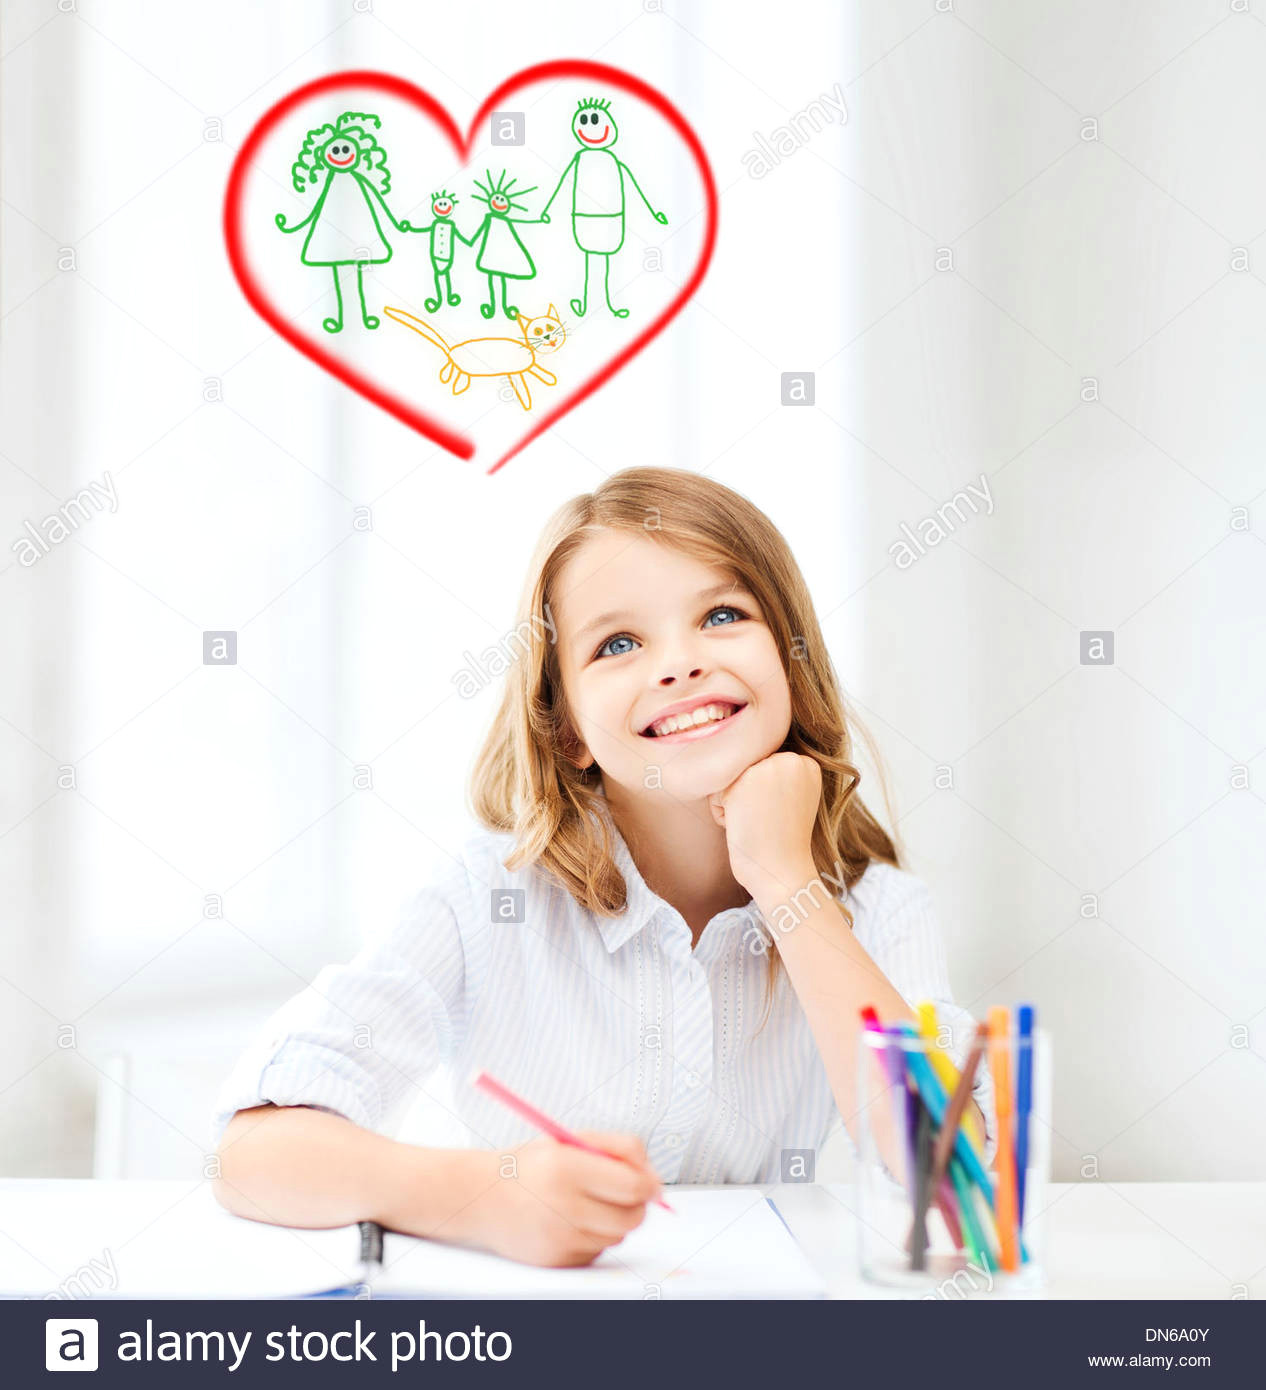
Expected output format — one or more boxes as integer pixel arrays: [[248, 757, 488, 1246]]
[[275, 111, 413, 333], [411, 189, 472, 313], [469, 169, 543, 321], [540, 97, 668, 319]]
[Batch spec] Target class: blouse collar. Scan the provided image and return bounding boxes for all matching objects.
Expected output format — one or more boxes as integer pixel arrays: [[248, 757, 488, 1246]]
[[589, 794, 758, 954]]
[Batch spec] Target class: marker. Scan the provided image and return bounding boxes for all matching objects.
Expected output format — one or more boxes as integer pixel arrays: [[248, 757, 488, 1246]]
[[947, 1156, 991, 1272], [934, 1173, 963, 1250], [1015, 1003, 1035, 1227], [894, 1024, 992, 1195], [358, 1219, 384, 1288], [910, 1101, 933, 1270], [866, 1010, 969, 1256], [472, 1070, 674, 1212], [916, 1001, 986, 1154], [987, 1008, 1020, 1272], [966, 1175, 1001, 1266], [925, 1021, 989, 1269], [928, 1021, 988, 1196], [861, 1006, 917, 1200]]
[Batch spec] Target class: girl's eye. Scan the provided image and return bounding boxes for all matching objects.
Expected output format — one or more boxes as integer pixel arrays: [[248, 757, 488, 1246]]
[[595, 634, 636, 659], [704, 605, 746, 628], [592, 606, 748, 660]]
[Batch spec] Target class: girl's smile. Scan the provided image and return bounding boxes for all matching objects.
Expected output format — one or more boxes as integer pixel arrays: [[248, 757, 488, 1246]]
[[639, 698, 749, 742]]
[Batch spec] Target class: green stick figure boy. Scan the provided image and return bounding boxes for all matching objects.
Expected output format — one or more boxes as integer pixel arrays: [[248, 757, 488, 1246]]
[[469, 169, 543, 321], [540, 97, 668, 319], [411, 189, 472, 313], [275, 111, 413, 334]]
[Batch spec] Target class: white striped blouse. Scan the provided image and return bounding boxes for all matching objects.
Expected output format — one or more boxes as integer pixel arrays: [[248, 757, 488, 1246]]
[[211, 802, 998, 1182]]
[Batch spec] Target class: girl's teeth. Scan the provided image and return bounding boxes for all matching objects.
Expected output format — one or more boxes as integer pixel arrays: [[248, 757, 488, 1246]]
[[651, 703, 737, 737]]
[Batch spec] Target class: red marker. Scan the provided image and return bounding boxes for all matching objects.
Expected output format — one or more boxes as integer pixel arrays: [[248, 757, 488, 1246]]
[[472, 1070, 675, 1212]]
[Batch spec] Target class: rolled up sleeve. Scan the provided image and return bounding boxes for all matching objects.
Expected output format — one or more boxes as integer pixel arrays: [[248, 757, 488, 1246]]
[[852, 867, 998, 1170], [209, 882, 467, 1149]]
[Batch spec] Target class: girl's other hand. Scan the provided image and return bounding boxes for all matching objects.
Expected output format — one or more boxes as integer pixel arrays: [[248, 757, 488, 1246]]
[[466, 1130, 664, 1267], [708, 751, 822, 901]]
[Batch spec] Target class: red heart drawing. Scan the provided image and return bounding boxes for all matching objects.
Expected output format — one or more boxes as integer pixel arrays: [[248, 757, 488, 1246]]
[[223, 62, 717, 476]]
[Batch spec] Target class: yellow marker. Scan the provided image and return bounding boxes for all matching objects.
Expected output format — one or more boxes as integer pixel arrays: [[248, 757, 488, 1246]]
[[916, 1001, 986, 1154]]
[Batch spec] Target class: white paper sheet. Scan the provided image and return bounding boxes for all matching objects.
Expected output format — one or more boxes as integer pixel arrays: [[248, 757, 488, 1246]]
[[371, 1188, 825, 1299]]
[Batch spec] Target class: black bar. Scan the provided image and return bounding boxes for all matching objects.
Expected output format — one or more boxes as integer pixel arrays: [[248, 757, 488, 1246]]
[[4, 1297, 1257, 1387]]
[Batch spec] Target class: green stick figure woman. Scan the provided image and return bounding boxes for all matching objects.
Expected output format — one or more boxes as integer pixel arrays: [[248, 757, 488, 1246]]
[[275, 111, 413, 333], [540, 97, 668, 319], [411, 189, 472, 313], [469, 169, 542, 321]]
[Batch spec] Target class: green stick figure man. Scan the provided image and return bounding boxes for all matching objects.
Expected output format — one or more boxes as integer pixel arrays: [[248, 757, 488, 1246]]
[[540, 97, 668, 319], [411, 189, 472, 313], [469, 169, 543, 321], [275, 111, 413, 333]]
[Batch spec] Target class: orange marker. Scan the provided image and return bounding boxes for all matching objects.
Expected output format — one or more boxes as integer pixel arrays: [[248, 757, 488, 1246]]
[[987, 1007, 1019, 1272]]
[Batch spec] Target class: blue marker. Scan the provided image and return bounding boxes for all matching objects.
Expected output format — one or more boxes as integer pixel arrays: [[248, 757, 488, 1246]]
[[1015, 1004, 1034, 1226]]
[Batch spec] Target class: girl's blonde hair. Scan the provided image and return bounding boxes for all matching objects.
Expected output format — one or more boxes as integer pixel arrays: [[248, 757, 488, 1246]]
[[468, 466, 902, 1027]]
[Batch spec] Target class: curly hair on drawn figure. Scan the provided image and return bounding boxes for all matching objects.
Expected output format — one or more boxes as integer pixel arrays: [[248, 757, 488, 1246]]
[[288, 111, 392, 197]]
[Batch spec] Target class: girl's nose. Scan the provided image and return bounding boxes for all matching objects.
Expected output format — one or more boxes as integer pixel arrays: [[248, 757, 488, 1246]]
[[659, 666, 704, 686]]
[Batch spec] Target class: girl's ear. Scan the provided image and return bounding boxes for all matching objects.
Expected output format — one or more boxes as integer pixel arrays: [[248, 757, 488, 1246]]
[[561, 724, 593, 771]]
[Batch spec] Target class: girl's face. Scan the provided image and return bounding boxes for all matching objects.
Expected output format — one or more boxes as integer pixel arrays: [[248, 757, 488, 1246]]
[[554, 531, 793, 803]]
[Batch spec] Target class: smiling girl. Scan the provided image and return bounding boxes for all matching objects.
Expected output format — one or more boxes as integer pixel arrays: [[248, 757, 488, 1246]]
[[212, 467, 996, 1268]]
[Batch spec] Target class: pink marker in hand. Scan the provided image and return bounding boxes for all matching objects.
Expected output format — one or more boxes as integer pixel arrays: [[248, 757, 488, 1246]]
[[472, 1070, 675, 1213]]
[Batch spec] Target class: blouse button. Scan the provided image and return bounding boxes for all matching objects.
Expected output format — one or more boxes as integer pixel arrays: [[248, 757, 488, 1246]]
[[685, 1070, 700, 1088], [664, 1132, 684, 1149]]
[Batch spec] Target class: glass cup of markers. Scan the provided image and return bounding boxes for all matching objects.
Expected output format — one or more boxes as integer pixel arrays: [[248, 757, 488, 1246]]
[[855, 1005, 1051, 1296]]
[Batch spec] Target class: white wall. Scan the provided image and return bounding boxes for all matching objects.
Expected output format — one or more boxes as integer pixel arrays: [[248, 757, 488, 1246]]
[[1, 1, 1261, 1189], [824, 0, 1266, 1185]]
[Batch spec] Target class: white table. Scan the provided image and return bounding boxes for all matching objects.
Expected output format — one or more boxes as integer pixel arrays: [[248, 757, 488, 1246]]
[[2, 1179, 1262, 1299], [772, 1180, 1265, 1299]]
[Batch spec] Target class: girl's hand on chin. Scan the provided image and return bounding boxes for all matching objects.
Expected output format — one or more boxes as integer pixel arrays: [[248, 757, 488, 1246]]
[[707, 752, 821, 901]]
